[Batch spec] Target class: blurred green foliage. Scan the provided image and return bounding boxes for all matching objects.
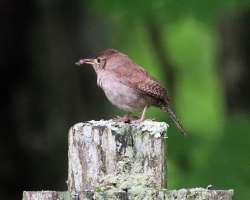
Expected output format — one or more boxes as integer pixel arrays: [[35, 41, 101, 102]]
[[86, 1, 250, 199], [1, 0, 250, 199]]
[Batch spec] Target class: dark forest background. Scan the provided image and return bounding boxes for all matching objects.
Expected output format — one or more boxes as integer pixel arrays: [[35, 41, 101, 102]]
[[1, 0, 250, 199]]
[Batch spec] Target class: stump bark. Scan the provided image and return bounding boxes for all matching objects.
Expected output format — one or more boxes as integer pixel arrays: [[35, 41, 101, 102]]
[[67, 120, 168, 192]]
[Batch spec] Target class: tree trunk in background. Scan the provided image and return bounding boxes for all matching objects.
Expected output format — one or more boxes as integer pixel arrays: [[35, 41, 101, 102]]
[[219, 11, 250, 114], [0, 0, 34, 199], [0, 0, 109, 199], [147, 20, 176, 97]]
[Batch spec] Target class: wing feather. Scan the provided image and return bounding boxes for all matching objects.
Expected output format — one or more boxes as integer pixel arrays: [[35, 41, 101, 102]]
[[108, 61, 169, 103]]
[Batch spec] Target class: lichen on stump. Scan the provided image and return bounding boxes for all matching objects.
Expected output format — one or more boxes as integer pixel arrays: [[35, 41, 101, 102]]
[[23, 188, 234, 200], [67, 119, 168, 193]]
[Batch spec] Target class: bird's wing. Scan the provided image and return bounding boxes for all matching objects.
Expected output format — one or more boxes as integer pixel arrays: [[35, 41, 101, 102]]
[[109, 61, 169, 103]]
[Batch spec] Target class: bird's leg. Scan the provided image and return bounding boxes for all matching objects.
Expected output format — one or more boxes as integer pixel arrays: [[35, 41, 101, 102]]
[[138, 105, 148, 122], [121, 112, 132, 123]]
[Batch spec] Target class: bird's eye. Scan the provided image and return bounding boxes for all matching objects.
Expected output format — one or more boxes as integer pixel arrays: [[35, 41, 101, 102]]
[[97, 58, 101, 63]]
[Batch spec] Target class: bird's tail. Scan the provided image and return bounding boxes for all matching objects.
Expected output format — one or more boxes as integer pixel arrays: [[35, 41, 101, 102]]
[[162, 106, 188, 136]]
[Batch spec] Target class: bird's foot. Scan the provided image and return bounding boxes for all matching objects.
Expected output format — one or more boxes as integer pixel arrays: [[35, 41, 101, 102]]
[[114, 115, 131, 123], [121, 115, 131, 123], [114, 114, 139, 123]]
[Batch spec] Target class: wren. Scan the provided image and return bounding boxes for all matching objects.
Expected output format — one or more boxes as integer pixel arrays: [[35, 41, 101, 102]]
[[76, 49, 187, 136]]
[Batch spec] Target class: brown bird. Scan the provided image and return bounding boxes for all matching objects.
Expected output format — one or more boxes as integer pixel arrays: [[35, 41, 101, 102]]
[[76, 49, 187, 136]]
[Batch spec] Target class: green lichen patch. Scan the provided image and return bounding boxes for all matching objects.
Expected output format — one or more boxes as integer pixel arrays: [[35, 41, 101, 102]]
[[82, 119, 169, 138]]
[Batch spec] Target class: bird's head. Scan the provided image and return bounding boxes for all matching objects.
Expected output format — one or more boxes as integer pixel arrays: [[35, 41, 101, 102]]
[[75, 49, 121, 72]]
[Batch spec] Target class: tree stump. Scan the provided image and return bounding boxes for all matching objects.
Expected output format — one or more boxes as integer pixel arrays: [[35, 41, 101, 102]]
[[22, 119, 234, 200], [23, 188, 234, 200], [67, 120, 168, 193]]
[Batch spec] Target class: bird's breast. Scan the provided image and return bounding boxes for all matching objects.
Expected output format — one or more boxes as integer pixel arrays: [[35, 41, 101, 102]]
[[97, 73, 148, 112]]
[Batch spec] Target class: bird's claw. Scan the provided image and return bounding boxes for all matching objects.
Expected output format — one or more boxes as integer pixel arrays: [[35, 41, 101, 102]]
[[113, 115, 131, 123]]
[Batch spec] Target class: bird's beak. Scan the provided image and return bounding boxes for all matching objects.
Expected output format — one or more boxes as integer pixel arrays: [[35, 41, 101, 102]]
[[75, 58, 97, 66]]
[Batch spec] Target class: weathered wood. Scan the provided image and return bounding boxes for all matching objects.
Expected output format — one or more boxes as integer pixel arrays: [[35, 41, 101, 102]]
[[22, 120, 234, 200], [22, 191, 70, 200], [67, 120, 168, 192], [23, 188, 234, 200]]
